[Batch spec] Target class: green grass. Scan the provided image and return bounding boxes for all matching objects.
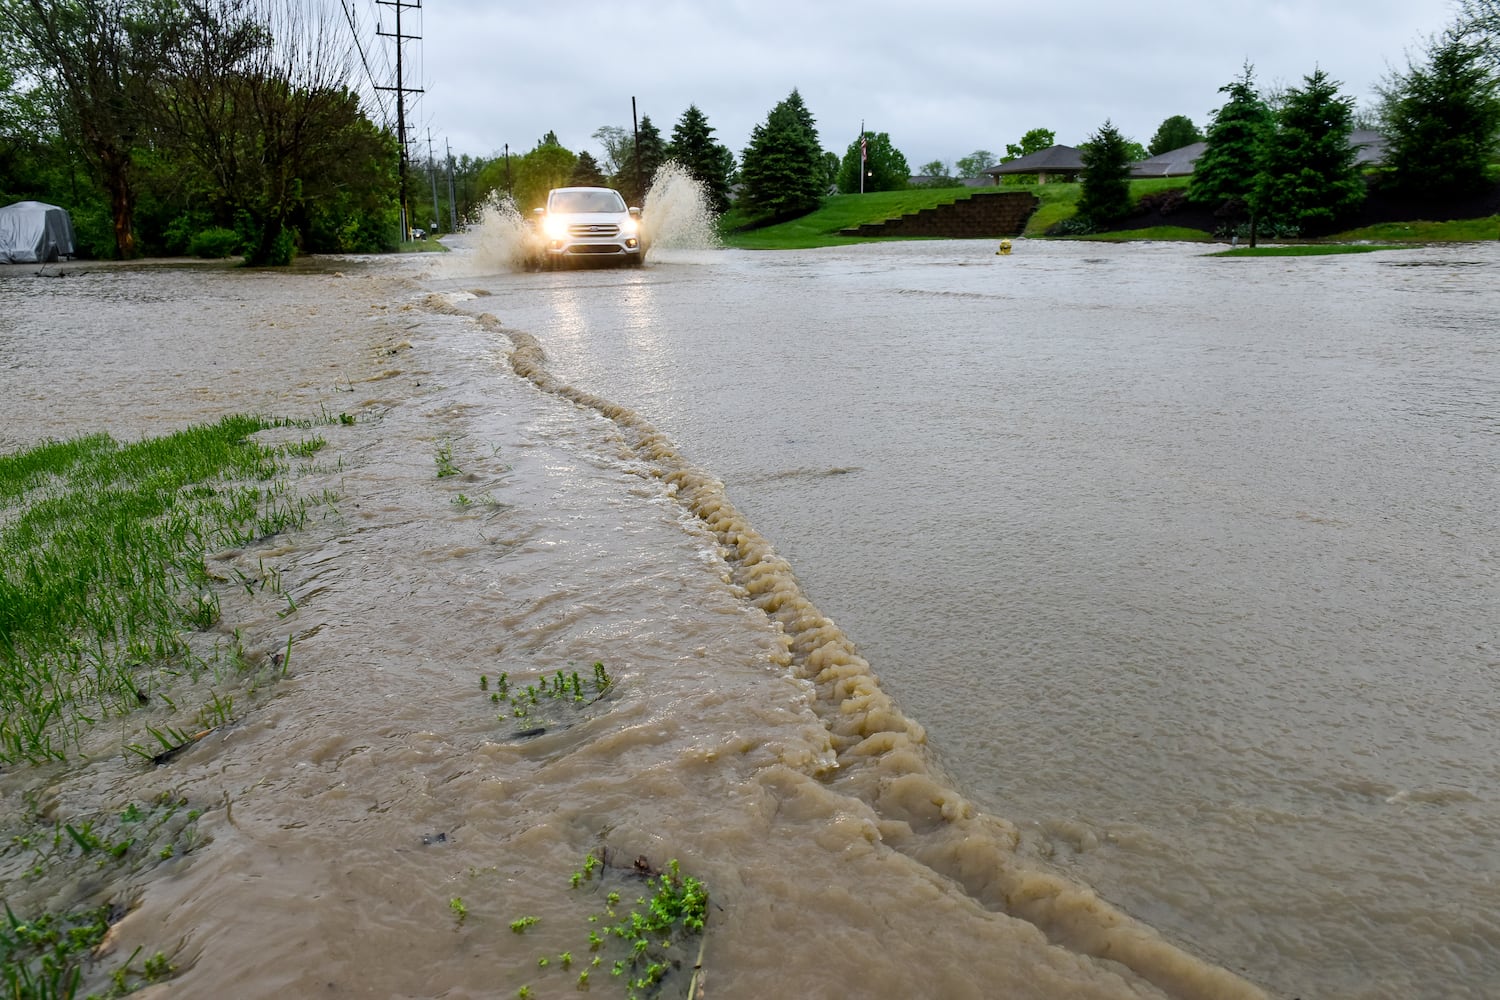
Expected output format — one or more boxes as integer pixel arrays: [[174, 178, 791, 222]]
[[0, 415, 328, 764], [1, 415, 336, 997], [719, 178, 1193, 247], [1330, 216, 1500, 242], [1208, 244, 1413, 258], [720, 188, 983, 249], [400, 239, 450, 253], [1074, 225, 1214, 243]]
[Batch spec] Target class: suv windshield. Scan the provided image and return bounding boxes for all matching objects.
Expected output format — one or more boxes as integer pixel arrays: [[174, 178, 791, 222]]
[[549, 189, 627, 213]]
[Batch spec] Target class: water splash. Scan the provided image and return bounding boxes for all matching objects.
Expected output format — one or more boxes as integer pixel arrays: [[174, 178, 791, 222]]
[[453, 195, 535, 275], [641, 162, 720, 253]]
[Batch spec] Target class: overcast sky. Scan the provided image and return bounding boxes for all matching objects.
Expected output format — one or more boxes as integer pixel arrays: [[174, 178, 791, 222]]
[[370, 0, 1462, 169]]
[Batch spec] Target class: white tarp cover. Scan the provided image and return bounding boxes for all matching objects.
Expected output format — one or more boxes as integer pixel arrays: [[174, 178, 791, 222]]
[[0, 201, 77, 263]]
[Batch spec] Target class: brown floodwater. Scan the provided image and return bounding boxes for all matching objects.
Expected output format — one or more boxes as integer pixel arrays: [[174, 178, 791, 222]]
[[1, 231, 1494, 1000], [1, 252, 1258, 1000]]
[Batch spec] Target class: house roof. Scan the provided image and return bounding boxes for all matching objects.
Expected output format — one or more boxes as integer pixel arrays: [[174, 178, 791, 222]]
[[1130, 141, 1206, 178], [981, 132, 1387, 183], [984, 145, 1085, 175], [1349, 129, 1387, 166]]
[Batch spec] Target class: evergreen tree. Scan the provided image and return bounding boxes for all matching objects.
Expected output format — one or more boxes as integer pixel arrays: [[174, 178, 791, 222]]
[[1148, 115, 1202, 155], [1076, 120, 1133, 226], [836, 130, 910, 193], [667, 104, 735, 213], [569, 150, 607, 187], [617, 115, 667, 205], [1190, 64, 1273, 208], [739, 88, 825, 218], [1254, 68, 1365, 234], [1379, 30, 1500, 197]]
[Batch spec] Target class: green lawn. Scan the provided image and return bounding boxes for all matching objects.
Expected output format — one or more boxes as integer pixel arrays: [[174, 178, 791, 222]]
[[718, 183, 1500, 250], [1331, 216, 1500, 242], [1209, 244, 1411, 258], [718, 178, 1191, 248]]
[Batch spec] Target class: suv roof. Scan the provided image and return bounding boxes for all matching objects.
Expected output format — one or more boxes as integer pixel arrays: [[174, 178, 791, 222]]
[[547, 187, 629, 213]]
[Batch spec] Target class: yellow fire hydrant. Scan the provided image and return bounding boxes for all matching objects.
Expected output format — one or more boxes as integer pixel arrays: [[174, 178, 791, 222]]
[[996, 239, 1012, 256]]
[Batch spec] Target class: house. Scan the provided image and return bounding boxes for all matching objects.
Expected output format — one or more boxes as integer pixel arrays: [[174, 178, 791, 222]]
[[988, 133, 1390, 185], [982, 145, 1085, 184]]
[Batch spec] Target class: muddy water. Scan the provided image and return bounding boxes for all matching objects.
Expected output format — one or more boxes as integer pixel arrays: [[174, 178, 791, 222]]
[[0, 255, 1259, 1000], [418, 237, 1500, 1000]]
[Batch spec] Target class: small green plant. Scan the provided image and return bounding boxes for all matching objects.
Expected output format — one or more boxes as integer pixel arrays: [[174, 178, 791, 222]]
[[435, 439, 461, 478], [450, 897, 467, 924], [510, 915, 539, 933], [514, 852, 708, 999], [487, 663, 612, 733]]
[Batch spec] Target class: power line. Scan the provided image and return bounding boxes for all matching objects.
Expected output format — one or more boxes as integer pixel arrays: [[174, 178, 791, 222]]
[[338, 0, 389, 126], [374, 0, 423, 239]]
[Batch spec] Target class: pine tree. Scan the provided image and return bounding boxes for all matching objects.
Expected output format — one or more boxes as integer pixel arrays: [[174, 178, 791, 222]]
[[569, 150, 607, 187], [668, 104, 735, 213], [617, 115, 667, 205], [1076, 120, 1133, 226], [1254, 68, 1365, 234], [1379, 31, 1500, 197], [739, 88, 825, 218], [1189, 64, 1273, 208]]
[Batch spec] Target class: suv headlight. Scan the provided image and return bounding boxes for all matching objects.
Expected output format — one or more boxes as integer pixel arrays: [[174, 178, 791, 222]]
[[619, 216, 638, 236], [542, 216, 568, 239]]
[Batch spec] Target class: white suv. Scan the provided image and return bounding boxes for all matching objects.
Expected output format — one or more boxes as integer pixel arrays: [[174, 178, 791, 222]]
[[530, 186, 644, 268]]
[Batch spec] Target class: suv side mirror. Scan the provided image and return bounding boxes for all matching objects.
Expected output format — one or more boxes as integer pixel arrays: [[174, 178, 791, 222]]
[[628, 207, 641, 218]]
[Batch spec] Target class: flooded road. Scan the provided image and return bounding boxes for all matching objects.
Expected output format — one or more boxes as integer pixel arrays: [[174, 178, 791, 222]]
[[1, 235, 1495, 999], [424, 236, 1500, 1000]]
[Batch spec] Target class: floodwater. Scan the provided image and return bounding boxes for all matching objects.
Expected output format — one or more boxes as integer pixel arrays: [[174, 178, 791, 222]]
[[0, 232, 1493, 1000]]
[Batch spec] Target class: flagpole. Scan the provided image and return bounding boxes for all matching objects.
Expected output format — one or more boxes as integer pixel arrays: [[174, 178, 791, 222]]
[[859, 119, 865, 195]]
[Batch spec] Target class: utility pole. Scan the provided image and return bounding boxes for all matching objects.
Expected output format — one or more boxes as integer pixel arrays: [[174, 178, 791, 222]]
[[445, 139, 458, 232], [375, 0, 423, 241], [426, 130, 440, 233], [631, 97, 642, 205]]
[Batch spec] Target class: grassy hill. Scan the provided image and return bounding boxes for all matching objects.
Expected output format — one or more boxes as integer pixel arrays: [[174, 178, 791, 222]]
[[719, 178, 1500, 249]]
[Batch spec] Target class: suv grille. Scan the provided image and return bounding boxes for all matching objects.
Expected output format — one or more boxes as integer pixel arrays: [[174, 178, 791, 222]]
[[569, 223, 620, 237]]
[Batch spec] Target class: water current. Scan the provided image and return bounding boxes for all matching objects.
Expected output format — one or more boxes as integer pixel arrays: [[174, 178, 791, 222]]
[[0, 229, 1494, 1000]]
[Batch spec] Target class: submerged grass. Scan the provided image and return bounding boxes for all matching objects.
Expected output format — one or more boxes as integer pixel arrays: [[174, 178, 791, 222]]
[[2, 413, 337, 996], [0, 414, 329, 765]]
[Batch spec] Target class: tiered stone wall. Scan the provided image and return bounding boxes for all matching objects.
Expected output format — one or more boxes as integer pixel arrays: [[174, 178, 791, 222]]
[[839, 191, 1039, 238]]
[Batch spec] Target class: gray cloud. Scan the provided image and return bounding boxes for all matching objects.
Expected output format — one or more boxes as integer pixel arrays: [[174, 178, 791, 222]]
[[387, 0, 1455, 168]]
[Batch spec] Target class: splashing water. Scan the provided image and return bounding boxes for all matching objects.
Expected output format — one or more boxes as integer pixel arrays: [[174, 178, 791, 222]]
[[461, 195, 536, 274], [641, 162, 720, 253]]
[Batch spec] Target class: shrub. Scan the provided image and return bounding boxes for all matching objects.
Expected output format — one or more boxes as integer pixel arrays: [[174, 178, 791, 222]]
[[188, 227, 241, 259], [1136, 189, 1190, 216]]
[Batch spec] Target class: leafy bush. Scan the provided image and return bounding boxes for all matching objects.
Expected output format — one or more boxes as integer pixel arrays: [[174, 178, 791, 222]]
[[188, 227, 241, 258], [1047, 216, 1097, 236]]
